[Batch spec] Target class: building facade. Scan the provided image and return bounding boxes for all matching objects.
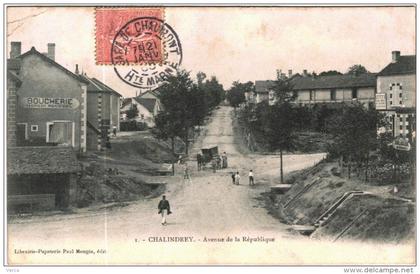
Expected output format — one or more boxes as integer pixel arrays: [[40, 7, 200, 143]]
[[121, 96, 161, 127], [8, 44, 88, 152], [376, 51, 416, 140], [255, 72, 377, 108], [79, 71, 122, 150]]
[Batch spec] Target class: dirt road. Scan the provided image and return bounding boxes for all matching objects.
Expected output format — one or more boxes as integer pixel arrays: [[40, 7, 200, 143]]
[[7, 106, 411, 265]]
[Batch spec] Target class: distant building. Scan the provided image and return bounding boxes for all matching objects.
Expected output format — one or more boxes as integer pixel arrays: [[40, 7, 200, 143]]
[[376, 51, 416, 140], [7, 43, 89, 151], [121, 95, 161, 127], [255, 70, 377, 108], [78, 70, 122, 150]]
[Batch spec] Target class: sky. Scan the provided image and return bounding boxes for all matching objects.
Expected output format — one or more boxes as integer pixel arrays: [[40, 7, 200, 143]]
[[7, 6, 416, 98]]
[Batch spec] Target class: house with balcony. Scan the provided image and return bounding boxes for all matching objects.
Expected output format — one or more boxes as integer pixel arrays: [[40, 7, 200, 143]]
[[255, 71, 377, 108], [376, 51, 416, 140]]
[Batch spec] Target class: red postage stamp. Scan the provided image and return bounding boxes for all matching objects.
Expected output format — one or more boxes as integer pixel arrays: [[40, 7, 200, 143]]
[[95, 7, 165, 65]]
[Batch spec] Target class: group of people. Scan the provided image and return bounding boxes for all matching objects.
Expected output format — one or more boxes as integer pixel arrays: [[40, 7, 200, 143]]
[[197, 151, 228, 172], [231, 170, 255, 186]]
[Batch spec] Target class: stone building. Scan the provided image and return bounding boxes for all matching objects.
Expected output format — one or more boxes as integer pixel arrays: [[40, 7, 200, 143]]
[[376, 51, 416, 140], [255, 72, 377, 108], [7, 43, 89, 151], [78, 69, 122, 150], [7, 146, 81, 211]]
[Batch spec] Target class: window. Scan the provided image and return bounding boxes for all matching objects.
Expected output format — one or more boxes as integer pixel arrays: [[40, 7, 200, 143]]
[[389, 93, 393, 98], [330, 89, 336, 101], [352, 88, 358, 99], [399, 93, 402, 98], [31, 125, 38, 132], [16, 123, 28, 145], [399, 101, 403, 105], [47, 121, 73, 146], [390, 101, 393, 105]]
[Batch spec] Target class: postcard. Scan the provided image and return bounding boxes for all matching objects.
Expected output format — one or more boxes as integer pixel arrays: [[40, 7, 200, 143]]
[[5, 5, 416, 266]]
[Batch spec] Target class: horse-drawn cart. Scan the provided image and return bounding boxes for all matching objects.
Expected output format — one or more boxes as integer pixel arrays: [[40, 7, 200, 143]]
[[197, 146, 220, 170]]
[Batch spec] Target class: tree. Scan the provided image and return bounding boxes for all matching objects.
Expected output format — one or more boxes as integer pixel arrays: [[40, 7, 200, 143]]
[[202, 76, 225, 109], [154, 70, 204, 157], [271, 77, 297, 104], [125, 104, 139, 119], [196, 71, 207, 86], [319, 70, 343, 77], [227, 81, 253, 109], [269, 103, 296, 183], [326, 103, 383, 180], [347, 64, 369, 75]]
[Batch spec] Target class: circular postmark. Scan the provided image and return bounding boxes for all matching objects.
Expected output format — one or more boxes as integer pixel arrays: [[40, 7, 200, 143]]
[[111, 17, 182, 90]]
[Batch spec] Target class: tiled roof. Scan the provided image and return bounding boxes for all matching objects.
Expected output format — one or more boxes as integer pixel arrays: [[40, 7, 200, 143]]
[[255, 80, 275, 93], [7, 146, 81, 175], [290, 73, 377, 90], [138, 89, 160, 98], [378, 55, 416, 76], [134, 97, 157, 113], [19, 47, 89, 84], [79, 74, 103, 92], [256, 73, 377, 93], [91, 78, 122, 97]]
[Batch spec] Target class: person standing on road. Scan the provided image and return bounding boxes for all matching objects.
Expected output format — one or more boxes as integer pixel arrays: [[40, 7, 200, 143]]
[[222, 152, 228, 168], [183, 164, 192, 183], [249, 169, 255, 186], [231, 172, 235, 184], [197, 153, 202, 171], [235, 171, 241, 185], [158, 195, 172, 225], [112, 125, 117, 137]]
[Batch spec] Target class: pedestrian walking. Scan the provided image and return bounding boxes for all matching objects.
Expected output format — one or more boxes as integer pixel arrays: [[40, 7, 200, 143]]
[[222, 152, 228, 168], [235, 172, 240, 185], [112, 125, 117, 137], [216, 155, 222, 169], [231, 172, 235, 184], [183, 164, 192, 183], [249, 169, 255, 186], [197, 153, 202, 171], [158, 195, 172, 225]]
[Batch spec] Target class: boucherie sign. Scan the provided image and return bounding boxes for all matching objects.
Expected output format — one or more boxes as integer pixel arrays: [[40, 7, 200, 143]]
[[20, 97, 80, 109]]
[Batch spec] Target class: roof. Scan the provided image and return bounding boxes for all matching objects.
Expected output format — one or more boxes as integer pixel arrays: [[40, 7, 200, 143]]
[[91, 78, 122, 97], [138, 89, 160, 98], [378, 55, 416, 76], [18, 47, 89, 84], [79, 74, 103, 92], [134, 97, 157, 113], [290, 73, 377, 90], [7, 146, 81, 175], [255, 80, 274, 94], [256, 73, 377, 92]]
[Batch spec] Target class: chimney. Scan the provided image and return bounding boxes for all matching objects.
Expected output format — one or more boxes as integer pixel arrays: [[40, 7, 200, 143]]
[[276, 69, 282, 80], [75, 64, 79, 75], [47, 43, 55, 61], [10, 41, 21, 59], [288, 69, 293, 78], [392, 51, 400, 63], [303, 69, 308, 77]]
